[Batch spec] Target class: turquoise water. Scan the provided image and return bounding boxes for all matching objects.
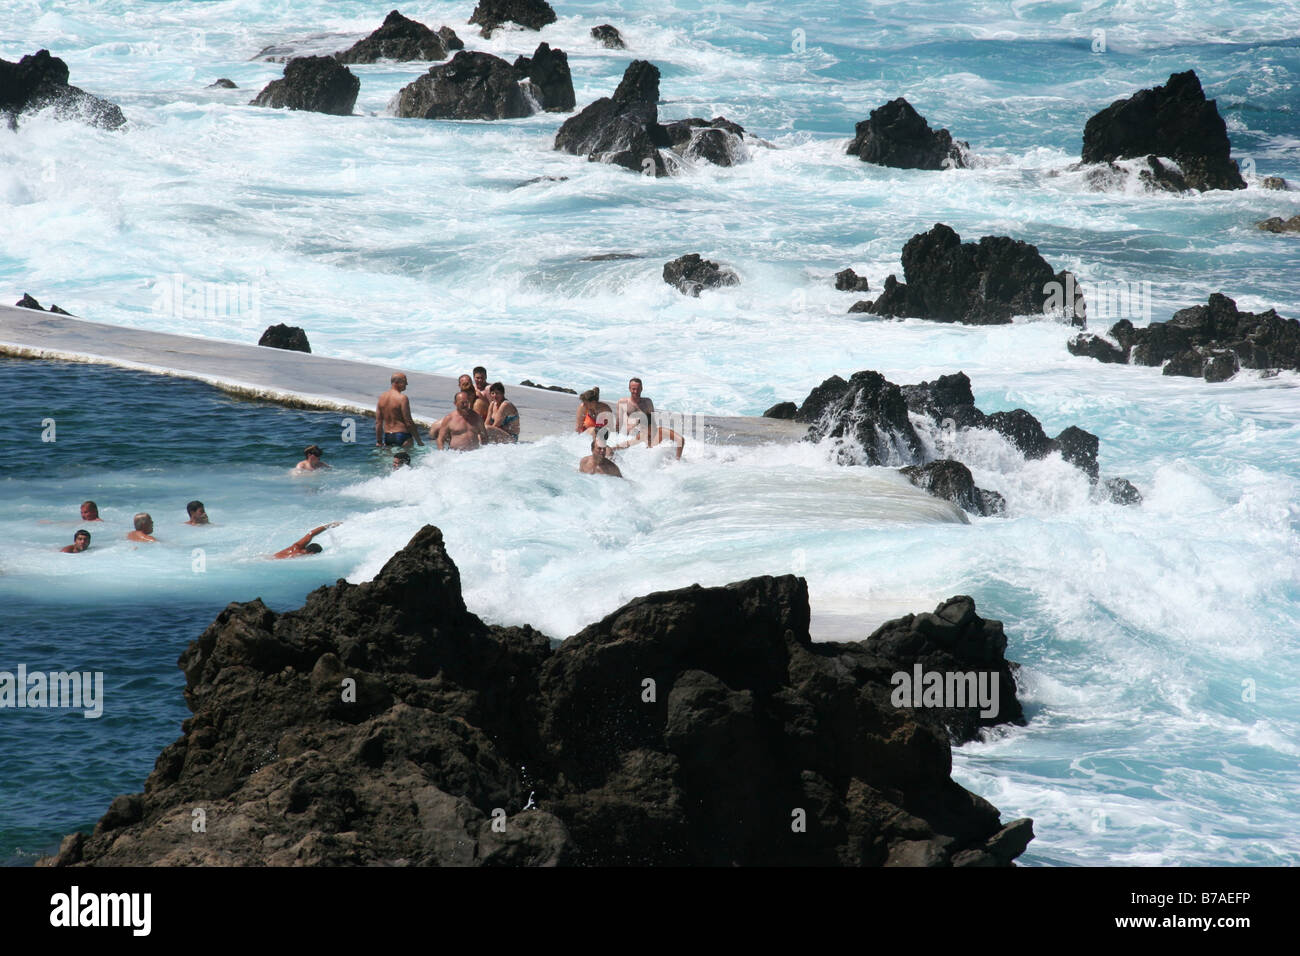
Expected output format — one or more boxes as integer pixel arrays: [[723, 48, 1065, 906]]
[[2, 0, 1299, 865]]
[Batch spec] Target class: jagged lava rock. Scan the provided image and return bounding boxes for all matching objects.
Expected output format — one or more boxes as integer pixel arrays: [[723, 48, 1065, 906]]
[[469, 0, 556, 37], [663, 253, 740, 296], [899, 461, 1006, 518], [42, 526, 1032, 867], [258, 324, 311, 353], [865, 224, 1085, 326], [0, 49, 125, 129], [208, 78, 238, 89], [334, 10, 452, 63], [591, 25, 626, 49], [555, 60, 669, 174], [250, 56, 359, 115], [847, 97, 968, 170], [1081, 70, 1245, 191], [835, 268, 871, 292], [662, 116, 747, 167], [1256, 215, 1300, 234], [16, 293, 73, 316], [763, 401, 797, 420], [513, 43, 575, 112], [392, 50, 529, 120]]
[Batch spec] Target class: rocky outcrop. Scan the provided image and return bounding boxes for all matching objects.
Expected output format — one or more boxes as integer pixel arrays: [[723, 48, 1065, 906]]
[[438, 27, 466, 52], [1256, 215, 1300, 234], [469, 0, 556, 37], [847, 98, 967, 170], [1262, 176, 1288, 190], [250, 56, 359, 115], [860, 224, 1085, 326], [15, 293, 73, 316], [663, 254, 740, 296], [0, 49, 126, 130], [41, 526, 1032, 867], [555, 61, 750, 175], [591, 25, 626, 49], [258, 324, 311, 353], [519, 379, 576, 394], [393, 47, 574, 119], [334, 10, 454, 64], [208, 78, 238, 89], [1081, 70, 1245, 192], [763, 401, 797, 419], [1070, 293, 1298, 380], [900, 461, 1005, 518], [797, 369, 1138, 510], [513, 43, 575, 112], [835, 268, 871, 292]]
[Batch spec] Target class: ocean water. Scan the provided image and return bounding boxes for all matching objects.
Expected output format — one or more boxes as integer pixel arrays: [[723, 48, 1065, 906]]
[[2, 0, 1299, 866]]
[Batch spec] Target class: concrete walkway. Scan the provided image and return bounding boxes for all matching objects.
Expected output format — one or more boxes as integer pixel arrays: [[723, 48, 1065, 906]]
[[0, 305, 807, 445]]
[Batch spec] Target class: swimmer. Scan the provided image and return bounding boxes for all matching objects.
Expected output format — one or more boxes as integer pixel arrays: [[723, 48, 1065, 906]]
[[435, 390, 488, 451], [127, 513, 158, 543], [375, 372, 424, 448], [392, 451, 411, 470], [273, 522, 342, 559], [61, 529, 91, 553], [483, 382, 520, 443], [579, 438, 623, 477], [185, 500, 210, 525], [295, 445, 331, 471], [80, 501, 103, 522]]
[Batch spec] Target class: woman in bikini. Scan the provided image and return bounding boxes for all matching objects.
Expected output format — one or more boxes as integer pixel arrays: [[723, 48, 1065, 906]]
[[575, 387, 616, 457], [484, 382, 521, 443]]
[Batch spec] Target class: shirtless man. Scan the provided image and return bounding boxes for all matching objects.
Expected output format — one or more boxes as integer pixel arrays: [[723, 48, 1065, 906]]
[[127, 513, 158, 542], [273, 522, 341, 559], [375, 372, 424, 448], [80, 501, 103, 522], [579, 438, 623, 477], [436, 390, 488, 451], [472, 366, 491, 417], [616, 377, 655, 439], [295, 445, 330, 471], [185, 501, 210, 525], [61, 529, 91, 553]]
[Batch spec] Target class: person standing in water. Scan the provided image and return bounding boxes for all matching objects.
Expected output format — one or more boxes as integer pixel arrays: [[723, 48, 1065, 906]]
[[295, 445, 330, 471], [127, 513, 158, 542], [375, 372, 424, 448], [579, 438, 623, 477], [435, 390, 488, 451], [185, 501, 210, 525], [61, 530, 91, 553]]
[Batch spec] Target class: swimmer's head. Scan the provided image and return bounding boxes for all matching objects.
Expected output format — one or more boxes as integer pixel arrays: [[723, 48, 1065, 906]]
[[133, 512, 153, 533], [304, 542, 323, 554], [80, 500, 98, 521], [580, 387, 600, 404], [304, 445, 323, 460], [73, 529, 91, 549], [455, 390, 474, 411]]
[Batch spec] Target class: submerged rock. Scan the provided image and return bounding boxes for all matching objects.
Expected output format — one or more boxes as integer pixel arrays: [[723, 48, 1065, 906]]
[[334, 10, 454, 64], [1256, 215, 1300, 234], [663, 253, 740, 296], [469, 0, 557, 37], [835, 268, 871, 292], [555, 61, 750, 175], [258, 324, 311, 353], [1081, 70, 1245, 192], [900, 461, 1005, 518], [42, 526, 1032, 867], [847, 98, 968, 170], [250, 56, 359, 115], [208, 78, 238, 89], [861, 224, 1085, 326], [0, 49, 126, 130], [591, 25, 626, 49], [15, 292, 73, 316]]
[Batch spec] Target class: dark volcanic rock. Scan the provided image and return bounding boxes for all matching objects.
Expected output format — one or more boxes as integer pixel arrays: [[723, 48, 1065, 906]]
[[555, 60, 669, 175], [799, 370, 922, 466], [393, 51, 529, 120], [1054, 425, 1100, 480], [591, 25, 626, 49], [1256, 215, 1300, 234], [208, 78, 238, 89], [513, 43, 575, 112], [42, 526, 1031, 867], [15, 293, 73, 316], [663, 253, 739, 296], [1081, 70, 1245, 191], [1068, 333, 1128, 363], [835, 268, 871, 292], [1262, 176, 1288, 190], [438, 27, 465, 51], [865, 224, 1085, 326], [899, 461, 1005, 518], [1104, 477, 1143, 506], [520, 379, 576, 394], [1080, 293, 1299, 380], [469, 0, 557, 37], [0, 49, 126, 129], [250, 56, 359, 115], [258, 324, 312, 353], [763, 401, 797, 420], [662, 116, 747, 167], [847, 97, 968, 170], [334, 10, 451, 64]]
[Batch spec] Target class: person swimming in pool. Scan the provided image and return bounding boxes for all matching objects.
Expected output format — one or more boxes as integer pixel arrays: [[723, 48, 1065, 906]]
[[80, 501, 103, 523], [484, 382, 520, 443], [295, 445, 330, 471], [272, 522, 341, 559], [185, 500, 210, 525], [435, 390, 488, 451], [392, 451, 411, 470], [375, 372, 424, 448], [61, 529, 91, 553], [127, 513, 158, 543], [579, 437, 623, 477]]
